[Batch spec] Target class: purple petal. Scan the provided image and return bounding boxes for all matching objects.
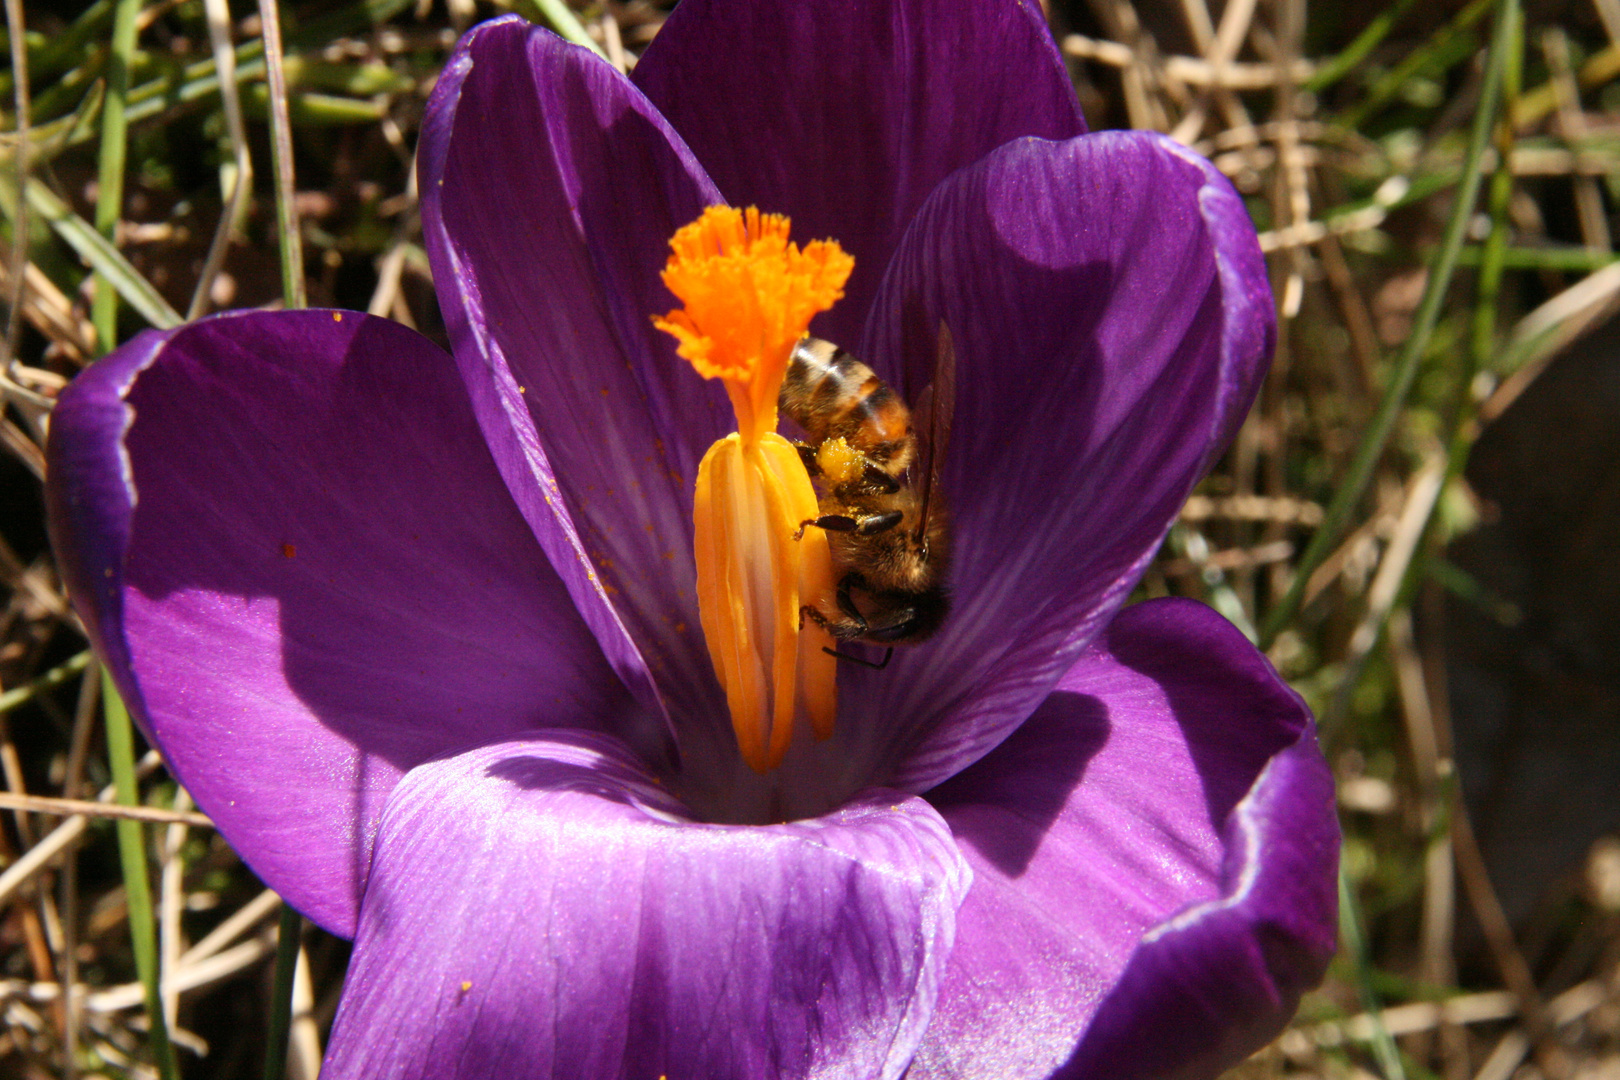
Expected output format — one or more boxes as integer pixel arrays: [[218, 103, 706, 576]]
[[420, 17, 732, 751], [45, 310, 633, 937], [910, 599, 1338, 1079], [850, 131, 1275, 790], [632, 0, 1087, 345], [322, 731, 970, 1080]]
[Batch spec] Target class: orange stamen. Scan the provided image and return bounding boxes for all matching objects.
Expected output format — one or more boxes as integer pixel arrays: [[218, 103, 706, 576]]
[[655, 206, 848, 772]]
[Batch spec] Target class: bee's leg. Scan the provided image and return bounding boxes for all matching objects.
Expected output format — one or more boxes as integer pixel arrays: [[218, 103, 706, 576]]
[[794, 511, 901, 539], [859, 462, 901, 494], [793, 513, 859, 540], [852, 510, 904, 535]]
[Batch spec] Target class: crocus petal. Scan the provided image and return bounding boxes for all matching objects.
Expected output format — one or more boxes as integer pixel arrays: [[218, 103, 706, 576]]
[[910, 599, 1338, 1079], [323, 731, 970, 1080], [420, 16, 729, 747], [633, 0, 1087, 345], [45, 310, 632, 936], [846, 131, 1274, 791]]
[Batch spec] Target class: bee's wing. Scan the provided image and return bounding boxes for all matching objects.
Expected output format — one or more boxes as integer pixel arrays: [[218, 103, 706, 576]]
[[913, 320, 957, 544]]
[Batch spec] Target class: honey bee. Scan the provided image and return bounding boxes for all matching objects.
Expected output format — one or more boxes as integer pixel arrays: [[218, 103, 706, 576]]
[[780, 323, 956, 664]]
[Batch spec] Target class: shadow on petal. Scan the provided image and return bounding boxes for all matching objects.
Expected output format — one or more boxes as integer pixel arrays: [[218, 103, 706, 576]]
[[1105, 603, 1310, 833], [909, 599, 1335, 1080], [69, 310, 632, 934], [422, 18, 732, 752], [853, 132, 1274, 796], [926, 691, 1109, 877]]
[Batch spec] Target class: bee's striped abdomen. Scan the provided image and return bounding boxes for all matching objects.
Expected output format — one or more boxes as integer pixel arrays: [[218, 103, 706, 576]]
[[782, 339, 915, 468]]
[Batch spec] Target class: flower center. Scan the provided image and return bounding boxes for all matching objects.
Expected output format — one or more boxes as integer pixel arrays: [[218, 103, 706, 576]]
[[654, 206, 851, 773]]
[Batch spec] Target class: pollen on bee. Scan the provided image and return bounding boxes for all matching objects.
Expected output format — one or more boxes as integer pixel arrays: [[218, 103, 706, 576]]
[[815, 437, 864, 488]]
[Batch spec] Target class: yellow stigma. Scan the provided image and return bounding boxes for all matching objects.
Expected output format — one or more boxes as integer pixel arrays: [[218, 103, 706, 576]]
[[655, 206, 849, 773]]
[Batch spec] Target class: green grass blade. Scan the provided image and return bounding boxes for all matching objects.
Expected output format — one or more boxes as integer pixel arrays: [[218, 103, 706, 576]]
[[1320, 10, 1524, 714], [1428, 556, 1522, 626], [1306, 0, 1423, 94], [1335, 0, 1494, 131], [3, 178, 182, 330], [118, 51, 271, 138], [1339, 866, 1409, 1080], [242, 84, 387, 125], [103, 672, 179, 1080], [0, 652, 91, 717], [259, 0, 305, 308], [526, 0, 608, 58], [0, 0, 113, 102], [28, 49, 106, 124], [1455, 245, 1613, 271], [1260, 0, 1520, 649], [263, 905, 303, 1080], [1512, 40, 1620, 128], [0, 80, 104, 171], [280, 55, 414, 96], [41, 0, 414, 154], [90, 0, 142, 353]]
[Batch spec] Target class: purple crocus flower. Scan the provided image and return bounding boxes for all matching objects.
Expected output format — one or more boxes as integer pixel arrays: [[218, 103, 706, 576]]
[[46, 1, 1339, 1076]]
